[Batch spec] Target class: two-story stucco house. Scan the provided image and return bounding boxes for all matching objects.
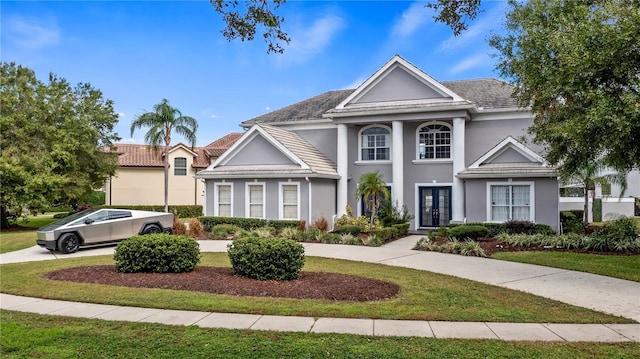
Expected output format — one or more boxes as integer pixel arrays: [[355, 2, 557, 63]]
[[106, 133, 242, 206], [196, 55, 560, 231]]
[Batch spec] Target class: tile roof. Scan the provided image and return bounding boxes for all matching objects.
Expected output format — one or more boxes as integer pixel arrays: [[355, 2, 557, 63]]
[[111, 133, 242, 169], [240, 79, 519, 126], [203, 132, 243, 157]]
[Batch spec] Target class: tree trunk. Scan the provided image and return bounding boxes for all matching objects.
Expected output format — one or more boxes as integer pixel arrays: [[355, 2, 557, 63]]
[[164, 143, 169, 213], [583, 182, 589, 224], [0, 205, 9, 230]]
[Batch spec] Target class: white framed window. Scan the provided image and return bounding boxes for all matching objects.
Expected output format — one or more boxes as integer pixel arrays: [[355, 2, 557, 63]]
[[214, 183, 233, 217], [279, 182, 300, 220], [487, 181, 535, 222], [417, 122, 451, 160], [245, 183, 265, 218], [174, 157, 187, 176], [359, 125, 391, 161]]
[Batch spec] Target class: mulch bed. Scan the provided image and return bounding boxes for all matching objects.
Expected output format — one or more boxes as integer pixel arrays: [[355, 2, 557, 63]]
[[42, 265, 400, 302]]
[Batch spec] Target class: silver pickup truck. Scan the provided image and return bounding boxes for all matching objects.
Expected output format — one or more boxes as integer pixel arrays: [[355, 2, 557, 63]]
[[36, 208, 174, 254]]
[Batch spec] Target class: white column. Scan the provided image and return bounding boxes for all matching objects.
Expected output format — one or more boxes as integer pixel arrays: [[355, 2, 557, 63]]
[[336, 124, 348, 216], [392, 120, 404, 208], [452, 117, 466, 223]]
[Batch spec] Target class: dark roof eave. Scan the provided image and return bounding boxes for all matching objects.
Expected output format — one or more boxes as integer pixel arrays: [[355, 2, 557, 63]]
[[324, 102, 477, 118]]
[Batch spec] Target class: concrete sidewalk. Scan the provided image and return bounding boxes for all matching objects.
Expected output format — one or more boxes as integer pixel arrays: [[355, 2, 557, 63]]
[[1, 236, 639, 341], [2, 293, 638, 342]]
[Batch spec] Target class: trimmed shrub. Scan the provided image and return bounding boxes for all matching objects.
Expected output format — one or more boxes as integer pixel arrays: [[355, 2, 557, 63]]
[[365, 235, 384, 247], [392, 223, 410, 236], [300, 228, 322, 242], [334, 225, 362, 236], [373, 227, 393, 242], [414, 237, 487, 257], [447, 225, 490, 241], [532, 223, 555, 235], [319, 232, 342, 244], [340, 233, 363, 245], [504, 220, 536, 235], [227, 237, 305, 280], [114, 234, 200, 273], [198, 216, 298, 232]]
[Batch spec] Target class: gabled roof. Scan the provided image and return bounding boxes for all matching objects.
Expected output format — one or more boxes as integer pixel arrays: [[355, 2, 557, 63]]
[[197, 124, 338, 179], [240, 77, 519, 127], [458, 137, 555, 179]]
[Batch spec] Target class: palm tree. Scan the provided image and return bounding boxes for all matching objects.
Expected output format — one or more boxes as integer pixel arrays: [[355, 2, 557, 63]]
[[130, 99, 198, 212], [356, 171, 390, 230], [562, 161, 627, 224]]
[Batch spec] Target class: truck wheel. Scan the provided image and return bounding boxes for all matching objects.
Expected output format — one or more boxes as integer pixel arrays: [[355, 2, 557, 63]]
[[58, 233, 80, 254], [142, 224, 162, 235]]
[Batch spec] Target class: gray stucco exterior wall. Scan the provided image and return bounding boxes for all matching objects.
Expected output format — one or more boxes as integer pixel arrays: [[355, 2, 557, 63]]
[[294, 128, 338, 163], [465, 118, 532, 166], [464, 178, 559, 232]]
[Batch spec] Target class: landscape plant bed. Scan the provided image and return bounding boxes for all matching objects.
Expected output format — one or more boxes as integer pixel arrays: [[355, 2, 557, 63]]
[[42, 265, 400, 301], [429, 236, 640, 256]]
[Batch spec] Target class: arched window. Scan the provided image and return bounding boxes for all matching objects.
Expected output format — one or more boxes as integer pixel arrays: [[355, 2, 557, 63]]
[[360, 126, 391, 161], [417, 123, 451, 159]]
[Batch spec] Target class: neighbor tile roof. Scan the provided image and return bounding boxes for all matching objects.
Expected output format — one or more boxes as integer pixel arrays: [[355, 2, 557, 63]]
[[111, 133, 242, 169], [240, 79, 519, 127]]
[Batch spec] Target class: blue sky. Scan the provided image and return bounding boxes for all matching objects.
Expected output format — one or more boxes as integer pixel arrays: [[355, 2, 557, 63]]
[[2, 0, 508, 146]]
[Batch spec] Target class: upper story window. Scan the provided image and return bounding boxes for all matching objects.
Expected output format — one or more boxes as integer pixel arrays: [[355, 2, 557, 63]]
[[174, 157, 187, 176], [360, 125, 391, 161], [417, 123, 451, 160]]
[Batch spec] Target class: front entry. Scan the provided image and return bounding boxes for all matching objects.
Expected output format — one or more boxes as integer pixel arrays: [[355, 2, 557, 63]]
[[419, 187, 451, 227]]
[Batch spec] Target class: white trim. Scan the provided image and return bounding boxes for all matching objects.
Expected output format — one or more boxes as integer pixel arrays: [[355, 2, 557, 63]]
[[245, 182, 266, 218], [413, 182, 454, 230], [279, 182, 300, 220], [415, 121, 453, 161], [358, 124, 392, 162], [412, 159, 453, 165], [209, 125, 310, 171], [486, 181, 535, 222], [213, 182, 233, 217], [167, 143, 197, 156], [469, 136, 547, 169], [336, 55, 464, 109]]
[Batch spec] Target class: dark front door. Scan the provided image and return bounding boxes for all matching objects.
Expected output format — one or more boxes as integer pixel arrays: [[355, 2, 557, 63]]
[[419, 187, 451, 227]]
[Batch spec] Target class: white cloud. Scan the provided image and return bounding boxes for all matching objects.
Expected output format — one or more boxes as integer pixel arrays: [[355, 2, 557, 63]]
[[117, 112, 126, 118], [265, 106, 271, 111], [210, 114, 218, 119], [120, 137, 146, 145], [390, 2, 430, 39], [5, 16, 60, 49], [449, 53, 493, 75], [280, 14, 346, 64], [437, 3, 507, 52], [342, 76, 367, 90]]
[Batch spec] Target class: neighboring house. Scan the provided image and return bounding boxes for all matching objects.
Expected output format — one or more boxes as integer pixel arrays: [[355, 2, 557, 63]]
[[106, 133, 242, 206], [196, 55, 560, 231], [559, 170, 640, 221]]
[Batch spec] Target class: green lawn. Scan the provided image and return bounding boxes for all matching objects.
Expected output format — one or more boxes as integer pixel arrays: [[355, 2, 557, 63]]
[[0, 214, 59, 254], [1, 311, 638, 359], [492, 251, 640, 282], [0, 253, 631, 324]]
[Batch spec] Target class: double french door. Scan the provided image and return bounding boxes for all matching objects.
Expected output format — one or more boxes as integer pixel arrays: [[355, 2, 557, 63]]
[[419, 187, 451, 227]]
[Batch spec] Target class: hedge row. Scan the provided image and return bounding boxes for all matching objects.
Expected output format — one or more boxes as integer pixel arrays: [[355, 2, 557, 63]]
[[114, 234, 201, 273], [448, 221, 555, 237], [199, 216, 301, 232], [98, 205, 202, 218]]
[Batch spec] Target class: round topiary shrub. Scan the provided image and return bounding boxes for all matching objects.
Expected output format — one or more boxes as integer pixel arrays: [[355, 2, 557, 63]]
[[114, 234, 201, 273], [227, 237, 305, 280]]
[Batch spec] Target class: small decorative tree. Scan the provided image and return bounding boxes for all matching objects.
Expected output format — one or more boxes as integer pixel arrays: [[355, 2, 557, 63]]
[[356, 171, 390, 231]]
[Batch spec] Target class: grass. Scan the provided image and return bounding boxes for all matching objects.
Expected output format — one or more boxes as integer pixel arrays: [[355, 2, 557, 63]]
[[1, 311, 639, 359], [492, 251, 640, 282], [0, 213, 59, 254], [0, 253, 632, 324]]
